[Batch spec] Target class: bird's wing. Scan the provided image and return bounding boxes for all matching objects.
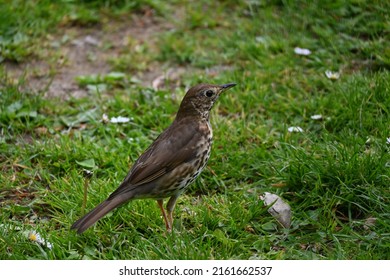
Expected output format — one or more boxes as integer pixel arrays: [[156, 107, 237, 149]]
[[107, 119, 205, 199]]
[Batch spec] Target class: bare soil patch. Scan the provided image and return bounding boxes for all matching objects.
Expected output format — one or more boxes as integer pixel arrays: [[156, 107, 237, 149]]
[[4, 12, 178, 99]]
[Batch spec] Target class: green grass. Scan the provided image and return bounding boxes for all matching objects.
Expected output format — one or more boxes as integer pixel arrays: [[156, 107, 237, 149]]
[[1, 0, 389, 260]]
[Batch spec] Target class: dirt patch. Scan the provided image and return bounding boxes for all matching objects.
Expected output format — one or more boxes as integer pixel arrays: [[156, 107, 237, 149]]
[[4, 12, 181, 99], [0, 187, 37, 206]]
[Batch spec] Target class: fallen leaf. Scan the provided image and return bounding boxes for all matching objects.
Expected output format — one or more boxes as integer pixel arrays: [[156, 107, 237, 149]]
[[76, 159, 96, 169], [271, 182, 287, 188], [152, 75, 165, 90], [363, 217, 377, 230], [260, 192, 291, 228], [35, 126, 48, 135]]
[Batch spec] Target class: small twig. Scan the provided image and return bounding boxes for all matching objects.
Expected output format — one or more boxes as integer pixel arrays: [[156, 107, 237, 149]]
[[82, 169, 93, 215]]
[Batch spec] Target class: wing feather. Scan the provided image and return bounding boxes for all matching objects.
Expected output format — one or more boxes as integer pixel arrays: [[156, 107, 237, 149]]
[[108, 118, 204, 199]]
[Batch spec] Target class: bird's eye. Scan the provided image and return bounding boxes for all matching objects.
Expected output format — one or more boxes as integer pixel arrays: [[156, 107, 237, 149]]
[[205, 90, 214, 97]]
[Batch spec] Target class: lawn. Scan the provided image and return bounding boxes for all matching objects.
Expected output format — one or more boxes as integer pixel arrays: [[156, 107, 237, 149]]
[[0, 0, 389, 260]]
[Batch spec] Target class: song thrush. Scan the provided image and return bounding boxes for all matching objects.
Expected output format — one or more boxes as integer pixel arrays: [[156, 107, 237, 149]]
[[71, 82, 236, 233]]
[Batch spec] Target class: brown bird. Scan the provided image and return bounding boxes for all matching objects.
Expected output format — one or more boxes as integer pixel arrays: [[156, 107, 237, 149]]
[[71, 83, 236, 233]]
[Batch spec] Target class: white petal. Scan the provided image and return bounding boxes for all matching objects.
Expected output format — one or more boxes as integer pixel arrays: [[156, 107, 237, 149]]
[[102, 113, 109, 123], [325, 70, 340, 80], [255, 36, 267, 44], [288, 126, 304, 132], [310, 114, 323, 120], [28, 231, 53, 250], [110, 116, 131, 123], [294, 47, 311, 56]]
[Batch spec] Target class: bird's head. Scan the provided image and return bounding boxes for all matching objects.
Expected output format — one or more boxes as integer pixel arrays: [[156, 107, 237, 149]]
[[176, 83, 236, 120]]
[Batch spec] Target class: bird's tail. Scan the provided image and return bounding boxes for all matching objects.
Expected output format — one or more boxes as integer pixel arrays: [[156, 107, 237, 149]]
[[71, 196, 128, 234]]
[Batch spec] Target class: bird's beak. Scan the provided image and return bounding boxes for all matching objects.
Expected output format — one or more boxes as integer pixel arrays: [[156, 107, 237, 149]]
[[219, 83, 237, 91]]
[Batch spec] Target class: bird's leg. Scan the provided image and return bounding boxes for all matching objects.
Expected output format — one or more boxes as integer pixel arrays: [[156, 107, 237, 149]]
[[166, 195, 179, 232], [157, 199, 171, 231]]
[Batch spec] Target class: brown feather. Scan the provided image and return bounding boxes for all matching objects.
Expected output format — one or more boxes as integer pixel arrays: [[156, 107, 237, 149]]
[[108, 118, 203, 199], [71, 195, 130, 234]]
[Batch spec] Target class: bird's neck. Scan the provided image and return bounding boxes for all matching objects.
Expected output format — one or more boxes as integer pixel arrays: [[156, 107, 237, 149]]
[[176, 102, 211, 122], [175, 112, 210, 124]]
